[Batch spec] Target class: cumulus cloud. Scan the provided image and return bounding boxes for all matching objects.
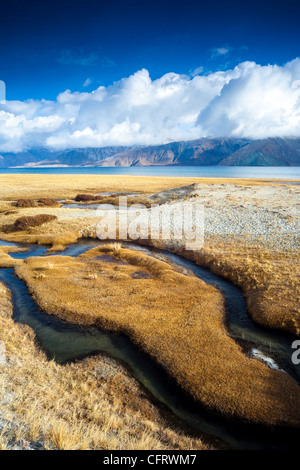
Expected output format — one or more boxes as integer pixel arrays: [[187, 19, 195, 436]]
[[197, 60, 300, 138], [0, 59, 300, 152]]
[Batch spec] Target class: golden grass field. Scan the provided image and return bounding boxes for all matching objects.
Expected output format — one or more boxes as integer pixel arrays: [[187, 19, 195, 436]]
[[153, 238, 300, 337], [0, 174, 297, 201], [14, 243, 300, 427], [0, 174, 299, 449], [0, 176, 298, 335], [0, 283, 209, 450]]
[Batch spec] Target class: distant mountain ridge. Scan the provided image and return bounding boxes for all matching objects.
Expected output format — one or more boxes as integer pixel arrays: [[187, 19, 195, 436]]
[[0, 137, 300, 167], [219, 138, 300, 166], [0, 146, 132, 168], [103, 138, 250, 167]]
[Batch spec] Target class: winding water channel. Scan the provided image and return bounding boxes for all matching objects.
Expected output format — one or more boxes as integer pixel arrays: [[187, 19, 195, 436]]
[[0, 238, 299, 450]]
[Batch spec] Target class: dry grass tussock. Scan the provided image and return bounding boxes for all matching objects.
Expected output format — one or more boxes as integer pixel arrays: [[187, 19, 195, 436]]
[[16, 244, 300, 427], [13, 214, 58, 231], [16, 199, 37, 208], [15, 199, 59, 208], [75, 194, 101, 202], [74, 193, 153, 208], [0, 185, 106, 246], [0, 282, 208, 450], [37, 198, 59, 207], [0, 208, 82, 247]]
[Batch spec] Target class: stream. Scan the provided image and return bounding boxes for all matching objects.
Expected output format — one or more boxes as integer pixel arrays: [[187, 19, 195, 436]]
[[0, 238, 299, 450]]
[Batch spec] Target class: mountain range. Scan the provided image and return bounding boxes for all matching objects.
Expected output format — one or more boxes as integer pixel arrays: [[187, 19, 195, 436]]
[[0, 137, 300, 168]]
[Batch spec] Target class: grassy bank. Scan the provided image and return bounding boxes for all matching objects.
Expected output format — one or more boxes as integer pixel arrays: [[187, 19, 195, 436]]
[[15, 244, 300, 428], [0, 281, 208, 450], [146, 237, 300, 336]]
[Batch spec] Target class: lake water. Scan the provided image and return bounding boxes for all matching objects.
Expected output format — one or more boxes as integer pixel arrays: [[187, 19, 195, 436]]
[[0, 166, 299, 179]]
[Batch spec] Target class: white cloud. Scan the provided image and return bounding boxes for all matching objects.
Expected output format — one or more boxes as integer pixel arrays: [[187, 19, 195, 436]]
[[189, 66, 204, 77], [197, 60, 300, 138], [0, 59, 300, 152], [210, 46, 230, 59], [83, 78, 92, 87], [216, 48, 229, 55]]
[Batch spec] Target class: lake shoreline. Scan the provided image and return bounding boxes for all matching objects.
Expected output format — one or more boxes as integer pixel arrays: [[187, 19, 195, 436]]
[[0, 165, 300, 180]]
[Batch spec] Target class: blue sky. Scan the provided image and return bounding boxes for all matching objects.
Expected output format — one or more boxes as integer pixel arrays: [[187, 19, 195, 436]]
[[1, 0, 300, 101], [0, 0, 299, 151]]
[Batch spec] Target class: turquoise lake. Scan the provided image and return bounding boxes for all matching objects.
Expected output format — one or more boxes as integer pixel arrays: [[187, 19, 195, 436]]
[[0, 166, 299, 179]]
